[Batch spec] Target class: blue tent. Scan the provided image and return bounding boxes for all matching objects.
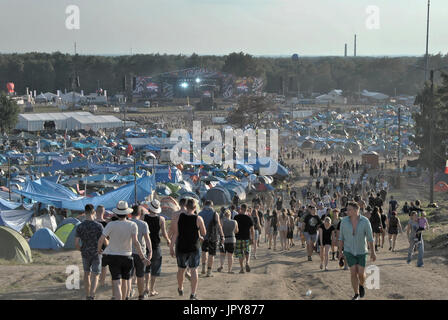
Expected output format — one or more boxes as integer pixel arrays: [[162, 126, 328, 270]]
[[205, 186, 232, 205], [29, 228, 64, 250]]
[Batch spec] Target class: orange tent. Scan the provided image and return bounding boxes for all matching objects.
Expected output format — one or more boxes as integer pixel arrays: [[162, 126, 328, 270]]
[[434, 181, 448, 192]]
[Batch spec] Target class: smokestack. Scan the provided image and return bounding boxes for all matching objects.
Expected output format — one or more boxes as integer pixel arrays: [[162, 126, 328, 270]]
[[354, 34, 357, 57], [344, 44, 347, 57]]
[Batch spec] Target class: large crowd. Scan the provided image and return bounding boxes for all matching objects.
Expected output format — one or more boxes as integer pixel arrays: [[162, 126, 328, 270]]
[[71, 152, 430, 301]]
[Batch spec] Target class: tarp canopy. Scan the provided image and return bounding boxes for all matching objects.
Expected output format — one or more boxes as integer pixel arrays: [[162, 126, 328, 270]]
[[0, 226, 33, 263], [61, 175, 156, 211], [0, 209, 34, 233]]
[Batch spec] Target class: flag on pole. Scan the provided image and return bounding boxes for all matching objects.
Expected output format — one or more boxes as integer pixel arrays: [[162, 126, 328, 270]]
[[168, 166, 172, 181], [126, 144, 134, 156], [445, 160, 448, 174], [36, 140, 41, 154]]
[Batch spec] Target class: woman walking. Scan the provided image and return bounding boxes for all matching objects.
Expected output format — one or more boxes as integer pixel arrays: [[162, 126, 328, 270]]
[[268, 210, 279, 250], [279, 209, 288, 251], [250, 209, 262, 259], [218, 209, 239, 273], [319, 217, 335, 271], [287, 210, 295, 248], [387, 211, 402, 252], [406, 211, 426, 267], [369, 207, 382, 252]]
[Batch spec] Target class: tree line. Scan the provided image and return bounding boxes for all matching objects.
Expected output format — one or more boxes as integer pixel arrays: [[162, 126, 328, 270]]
[[1, 52, 447, 97]]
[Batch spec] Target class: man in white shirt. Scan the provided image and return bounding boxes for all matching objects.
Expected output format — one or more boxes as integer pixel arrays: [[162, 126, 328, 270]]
[[98, 201, 150, 300]]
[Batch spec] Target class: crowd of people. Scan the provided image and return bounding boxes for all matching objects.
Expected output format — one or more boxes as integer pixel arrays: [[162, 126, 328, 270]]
[[71, 154, 430, 301]]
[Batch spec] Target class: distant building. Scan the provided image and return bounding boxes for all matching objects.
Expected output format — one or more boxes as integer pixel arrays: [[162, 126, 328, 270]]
[[315, 89, 347, 104], [361, 90, 389, 103]]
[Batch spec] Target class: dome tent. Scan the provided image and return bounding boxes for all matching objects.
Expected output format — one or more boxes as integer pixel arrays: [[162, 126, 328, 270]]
[[64, 223, 81, 249], [56, 217, 80, 230], [205, 186, 232, 206], [55, 223, 78, 244], [29, 228, 64, 250], [0, 226, 33, 264]]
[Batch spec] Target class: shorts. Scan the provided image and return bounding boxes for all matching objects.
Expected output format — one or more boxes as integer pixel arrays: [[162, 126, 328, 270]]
[[372, 224, 382, 234], [176, 249, 201, 269], [388, 228, 398, 235], [82, 255, 102, 274], [279, 225, 288, 232], [101, 254, 109, 268], [269, 228, 278, 236], [287, 229, 294, 239], [254, 230, 260, 241], [145, 246, 162, 276], [219, 243, 235, 254], [131, 254, 145, 278], [344, 252, 367, 268], [107, 255, 134, 280], [234, 240, 251, 259], [201, 239, 218, 256], [304, 232, 317, 243]]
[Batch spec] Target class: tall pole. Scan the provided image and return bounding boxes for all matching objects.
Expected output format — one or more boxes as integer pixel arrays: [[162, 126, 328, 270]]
[[8, 157, 11, 201], [429, 70, 434, 204], [425, 0, 431, 81], [134, 157, 138, 205], [398, 106, 401, 173]]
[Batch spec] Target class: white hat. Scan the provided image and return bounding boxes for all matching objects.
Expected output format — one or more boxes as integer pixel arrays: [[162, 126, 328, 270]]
[[112, 201, 134, 216], [148, 199, 162, 214]]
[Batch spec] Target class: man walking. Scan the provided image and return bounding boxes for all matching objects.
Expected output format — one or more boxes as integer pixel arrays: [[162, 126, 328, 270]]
[[199, 200, 224, 277], [75, 204, 105, 300], [338, 202, 376, 300], [302, 205, 322, 261], [143, 199, 171, 297], [129, 205, 152, 300], [170, 199, 206, 300], [234, 204, 255, 273], [98, 201, 150, 300]]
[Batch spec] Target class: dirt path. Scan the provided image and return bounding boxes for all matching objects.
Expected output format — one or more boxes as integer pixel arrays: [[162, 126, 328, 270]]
[[1, 231, 448, 300]]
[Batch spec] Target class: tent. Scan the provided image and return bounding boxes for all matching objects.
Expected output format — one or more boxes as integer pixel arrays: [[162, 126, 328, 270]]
[[160, 197, 180, 220], [29, 228, 64, 250], [55, 223, 78, 243], [156, 185, 172, 196], [64, 223, 81, 249], [0, 209, 34, 233], [205, 187, 232, 205], [0, 226, 33, 263], [57, 217, 80, 230]]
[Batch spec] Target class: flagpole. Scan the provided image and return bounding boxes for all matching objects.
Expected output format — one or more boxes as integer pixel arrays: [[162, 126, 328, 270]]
[[134, 157, 137, 205]]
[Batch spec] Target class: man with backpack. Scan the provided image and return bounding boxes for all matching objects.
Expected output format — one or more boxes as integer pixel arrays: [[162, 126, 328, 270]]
[[199, 200, 225, 277]]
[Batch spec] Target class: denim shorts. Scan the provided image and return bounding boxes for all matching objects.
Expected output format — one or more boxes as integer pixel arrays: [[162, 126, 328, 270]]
[[82, 255, 102, 274], [176, 249, 201, 269], [145, 246, 162, 276], [304, 232, 317, 243]]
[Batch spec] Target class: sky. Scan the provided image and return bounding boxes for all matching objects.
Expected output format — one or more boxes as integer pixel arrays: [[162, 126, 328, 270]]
[[1, 0, 447, 56]]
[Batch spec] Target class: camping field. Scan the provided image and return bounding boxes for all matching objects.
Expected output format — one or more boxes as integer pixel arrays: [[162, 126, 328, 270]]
[[1, 160, 448, 300]]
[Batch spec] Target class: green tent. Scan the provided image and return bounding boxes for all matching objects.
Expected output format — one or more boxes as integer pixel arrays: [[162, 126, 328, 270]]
[[0, 226, 33, 264], [55, 223, 76, 244]]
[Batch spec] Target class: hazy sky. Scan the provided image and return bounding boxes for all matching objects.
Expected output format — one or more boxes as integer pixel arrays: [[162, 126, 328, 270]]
[[1, 0, 447, 56]]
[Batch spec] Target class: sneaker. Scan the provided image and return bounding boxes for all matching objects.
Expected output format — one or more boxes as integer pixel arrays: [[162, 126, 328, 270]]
[[206, 271, 213, 277], [359, 285, 365, 298], [320, 263, 323, 270], [406, 259, 411, 264], [352, 294, 360, 300], [302, 244, 305, 248], [178, 288, 184, 296], [246, 264, 251, 272], [217, 266, 223, 273], [190, 294, 198, 300], [389, 247, 392, 251], [138, 295, 145, 300], [239, 269, 245, 274], [308, 256, 312, 261]]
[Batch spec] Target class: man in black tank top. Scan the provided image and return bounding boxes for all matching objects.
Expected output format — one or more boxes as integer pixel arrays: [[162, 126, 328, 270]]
[[143, 200, 171, 297], [169, 199, 206, 300]]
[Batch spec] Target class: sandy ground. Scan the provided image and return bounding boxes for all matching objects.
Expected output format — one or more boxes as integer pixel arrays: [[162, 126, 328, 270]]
[[1, 230, 448, 300], [1, 165, 448, 300]]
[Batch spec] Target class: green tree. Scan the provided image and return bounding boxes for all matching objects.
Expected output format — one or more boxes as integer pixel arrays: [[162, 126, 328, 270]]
[[412, 72, 448, 170], [222, 52, 260, 77], [0, 94, 20, 133], [227, 95, 271, 129]]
